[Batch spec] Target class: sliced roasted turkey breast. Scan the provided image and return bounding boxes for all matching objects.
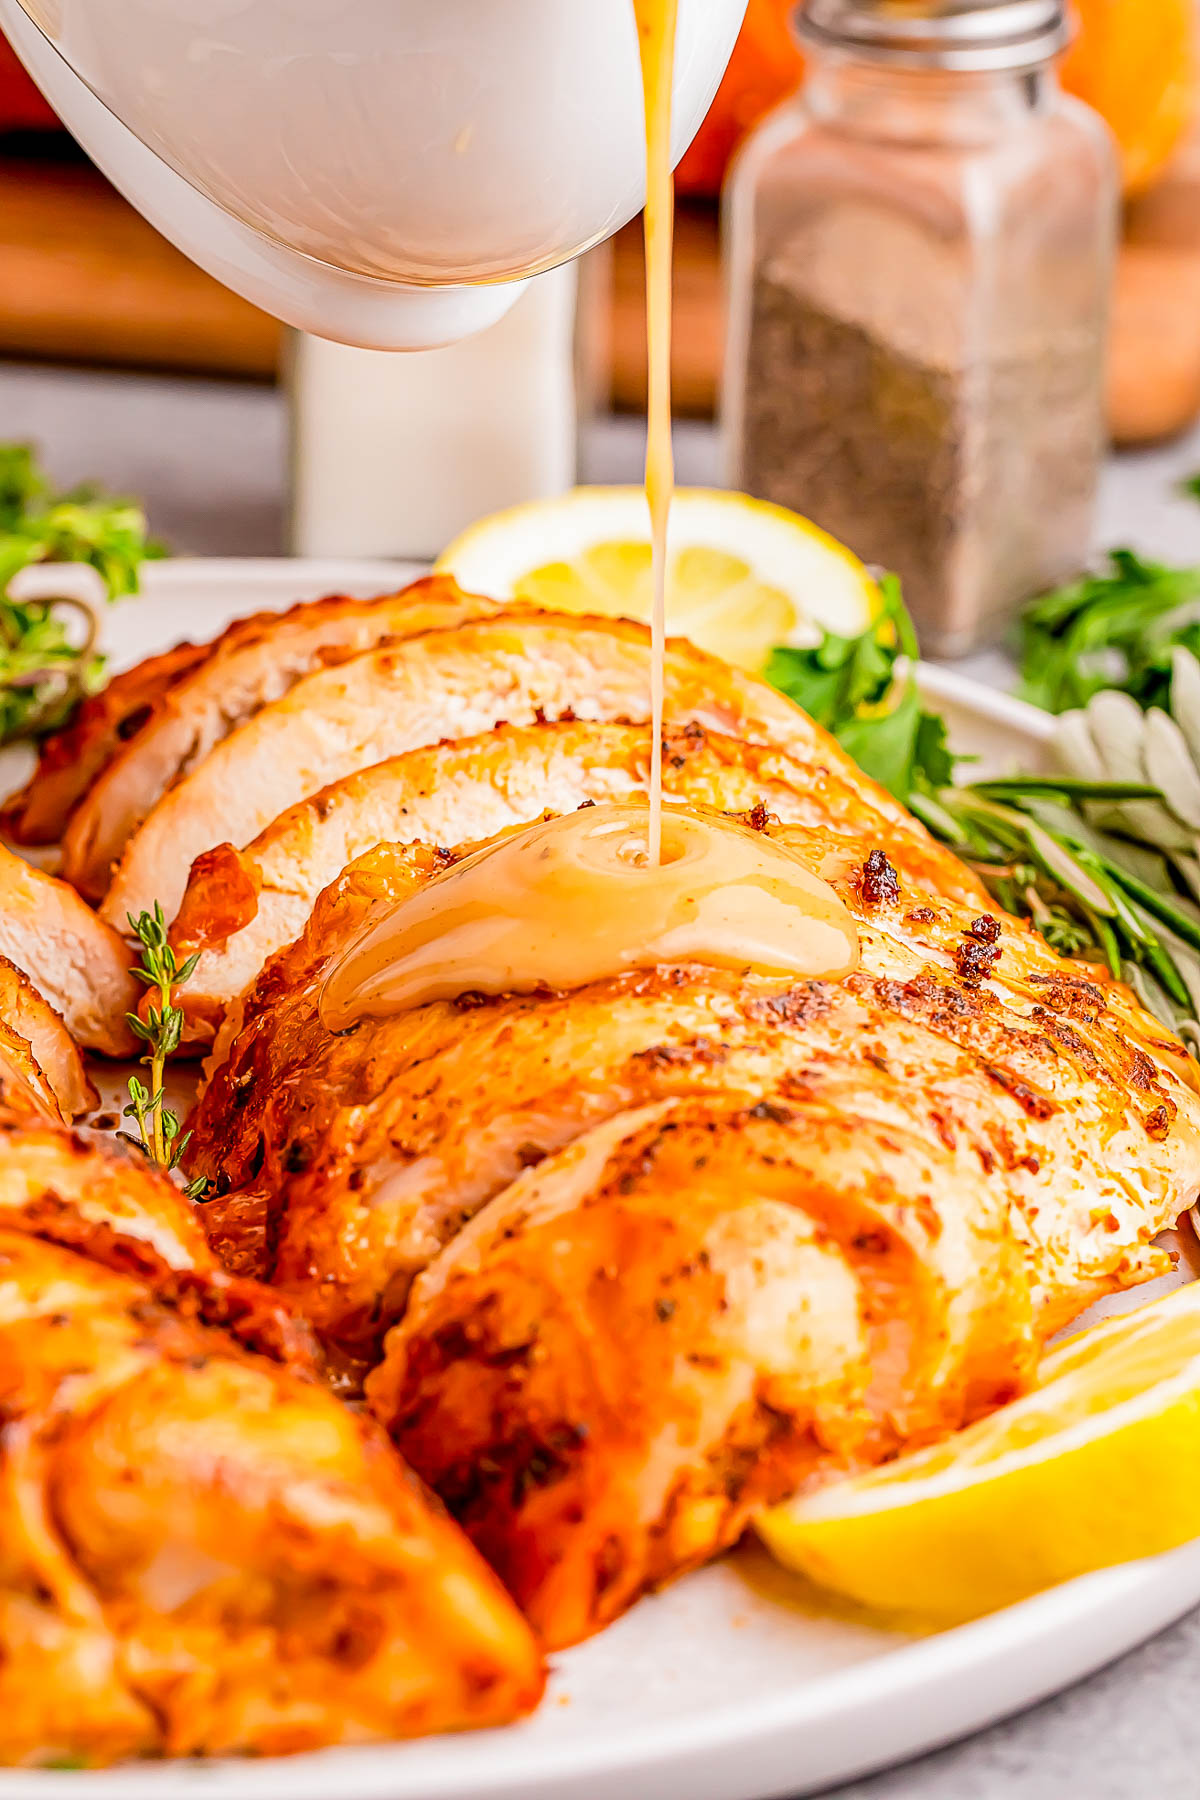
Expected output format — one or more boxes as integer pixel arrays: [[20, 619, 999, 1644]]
[[187, 819, 1200, 1379], [0, 1115, 543, 1766], [0, 842, 136, 1056], [0, 956, 96, 1119], [0, 637, 210, 847], [167, 718, 981, 1048], [366, 1094, 1035, 1650], [102, 609, 968, 927], [60, 577, 498, 903]]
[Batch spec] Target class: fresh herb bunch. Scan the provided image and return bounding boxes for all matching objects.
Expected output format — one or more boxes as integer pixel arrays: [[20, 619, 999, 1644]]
[[765, 574, 955, 802], [124, 905, 208, 1198], [1018, 548, 1200, 716], [0, 443, 162, 746], [767, 579, 1200, 1048]]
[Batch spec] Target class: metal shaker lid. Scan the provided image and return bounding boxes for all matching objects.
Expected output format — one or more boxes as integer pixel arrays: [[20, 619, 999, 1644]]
[[795, 1, 1071, 71]]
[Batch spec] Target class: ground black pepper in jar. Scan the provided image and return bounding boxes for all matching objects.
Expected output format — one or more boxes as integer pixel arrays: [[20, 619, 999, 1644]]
[[723, 0, 1118, 657]]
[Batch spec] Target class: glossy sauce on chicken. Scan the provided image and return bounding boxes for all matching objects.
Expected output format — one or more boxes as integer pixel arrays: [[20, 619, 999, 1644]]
[[318, 804, 860, 1028]]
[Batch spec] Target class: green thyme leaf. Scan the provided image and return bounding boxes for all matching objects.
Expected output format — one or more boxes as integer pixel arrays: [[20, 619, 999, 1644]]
[[124, 905, 203, 1188]]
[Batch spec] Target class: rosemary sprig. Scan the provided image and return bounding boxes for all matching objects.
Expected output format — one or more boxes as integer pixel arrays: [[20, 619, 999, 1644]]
[[124, 905, 208, 1198]]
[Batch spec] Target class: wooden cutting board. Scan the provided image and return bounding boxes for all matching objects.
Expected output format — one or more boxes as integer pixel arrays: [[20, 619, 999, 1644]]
[[0, 143, 1198, 444]]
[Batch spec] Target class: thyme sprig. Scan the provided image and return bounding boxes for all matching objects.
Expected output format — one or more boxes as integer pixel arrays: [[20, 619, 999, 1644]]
[[123, 905, 208, 1198]]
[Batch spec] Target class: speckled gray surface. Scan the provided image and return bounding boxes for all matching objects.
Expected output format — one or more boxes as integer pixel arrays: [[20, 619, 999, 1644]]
[[3, 356, 1200, 1797]]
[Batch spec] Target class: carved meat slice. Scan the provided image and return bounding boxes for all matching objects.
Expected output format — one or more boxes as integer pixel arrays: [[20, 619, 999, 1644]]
[[367, 1095, 1036, 1649], [0, 956, 96, 1119], [60, 577, 497, 903], [168, 719, 982, 1048], [0, 637, 210, 846], [0, 842, 136, 1055], [0, 1116, 544, 1766], [102, 609, 969, 926]]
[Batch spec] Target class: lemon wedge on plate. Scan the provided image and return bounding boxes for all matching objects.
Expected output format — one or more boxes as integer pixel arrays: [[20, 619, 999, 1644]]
[[758, 1281, 1200, 1624], [435, 487, 877, 672]]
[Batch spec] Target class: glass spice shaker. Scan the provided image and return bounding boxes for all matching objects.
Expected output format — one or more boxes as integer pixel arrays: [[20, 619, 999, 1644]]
[[723, 0, 1118, 658]]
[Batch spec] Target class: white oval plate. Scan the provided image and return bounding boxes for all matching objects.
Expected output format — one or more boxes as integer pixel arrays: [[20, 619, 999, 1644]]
[[4, 560, 1198, 1800]]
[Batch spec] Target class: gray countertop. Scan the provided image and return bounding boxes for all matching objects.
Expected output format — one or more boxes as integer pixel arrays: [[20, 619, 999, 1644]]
[[4, 356, 1200, 1800]]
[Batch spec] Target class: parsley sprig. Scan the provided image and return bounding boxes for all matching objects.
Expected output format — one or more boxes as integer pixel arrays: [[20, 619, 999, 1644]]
[[0, 443, 162, 745], [765, 573, 955, 802], [124, 905, 208, 1197], [1017, 548, 1200, 716]]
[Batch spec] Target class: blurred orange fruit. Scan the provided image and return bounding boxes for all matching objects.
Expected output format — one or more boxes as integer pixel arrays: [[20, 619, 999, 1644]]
[[1060, 0, 1195, 195], [677, 0, 1195, 199], [676, 0, 804, 197]]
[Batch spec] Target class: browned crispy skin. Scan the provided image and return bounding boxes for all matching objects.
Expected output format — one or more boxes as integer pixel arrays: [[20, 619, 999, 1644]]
[[0, 956, 96, 1119], [0, 842, 137, 1056], [0, 637, 210, 846], [188, 821, 1200, 1387], [61, 577, 497, 904], [0, 1116, 543, 1767], [167, 719, 984, 1049], [366, 1096, 1036, 1649]]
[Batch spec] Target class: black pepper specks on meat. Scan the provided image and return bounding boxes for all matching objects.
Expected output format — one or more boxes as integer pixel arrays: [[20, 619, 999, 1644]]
[[968, 915, 1002, 944], [859, 849, 899, 907], [955, 917, 1002, 987]]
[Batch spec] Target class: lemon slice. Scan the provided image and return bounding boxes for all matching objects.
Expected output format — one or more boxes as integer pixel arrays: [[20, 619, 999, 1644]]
[[436, 487, 877, 672], [758, 1281, 1200, 1623]]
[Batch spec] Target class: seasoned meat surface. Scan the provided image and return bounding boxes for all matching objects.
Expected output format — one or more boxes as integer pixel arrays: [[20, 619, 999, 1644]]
[[190, 817, 1200, 1387], [60, 578, 497, 903], [0, 1112, 543, 1766], [0, 637, 210, 846], [99, 604, 957, 925], [0, 955, 96, 1119], [168, 718, 983, 1048], [367, 1095, 1035, 1649], [0, 842, 137, 1055]]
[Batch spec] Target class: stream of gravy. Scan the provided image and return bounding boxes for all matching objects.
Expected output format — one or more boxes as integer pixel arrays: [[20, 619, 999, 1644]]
[[634, 0, 677, 867], [319, 4, 864, 1031], [319, 805, 860, 1029]]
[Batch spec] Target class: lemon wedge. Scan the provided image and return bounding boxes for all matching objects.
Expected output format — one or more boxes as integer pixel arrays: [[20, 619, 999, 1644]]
[[436, 487, 877, 672], [758, 1282, 1200, 1623]]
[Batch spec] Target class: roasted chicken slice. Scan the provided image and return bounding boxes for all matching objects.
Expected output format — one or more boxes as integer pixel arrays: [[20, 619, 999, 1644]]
[[0, 1114, 543, 1767], [366, 1095, 1037, 1650], [0, 842, 136, 1055], [0, 956, 96, 1119], [0, 637, 210, 846], [188, 819, 1200, 1385], [99, 606, 963, 926], [0, 1019, 63, 1120], [60, 577, 497, 903], [169, 719, 983, 1048]]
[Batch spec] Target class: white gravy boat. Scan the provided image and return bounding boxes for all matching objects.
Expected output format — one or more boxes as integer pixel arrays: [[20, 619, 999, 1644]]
[[0, 0, 747, 347]]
